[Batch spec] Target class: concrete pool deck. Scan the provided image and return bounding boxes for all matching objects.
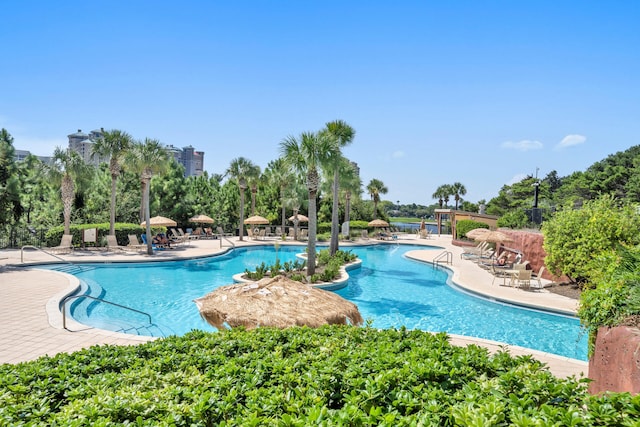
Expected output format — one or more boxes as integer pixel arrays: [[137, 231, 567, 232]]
[[0, 233, 588, 378]]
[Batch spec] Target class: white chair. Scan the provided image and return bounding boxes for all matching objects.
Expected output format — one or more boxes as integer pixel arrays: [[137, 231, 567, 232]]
[[512, 269, 532, 289], [532, 266, 546, 290]]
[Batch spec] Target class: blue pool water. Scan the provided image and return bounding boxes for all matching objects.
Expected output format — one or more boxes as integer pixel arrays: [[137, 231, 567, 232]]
[[50, 244, 588, 360]]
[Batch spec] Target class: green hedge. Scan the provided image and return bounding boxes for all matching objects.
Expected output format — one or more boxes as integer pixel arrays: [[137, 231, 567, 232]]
[[456, 219, 489, 240], [44, 223, 160, 247], [2, 326, 637, 425]]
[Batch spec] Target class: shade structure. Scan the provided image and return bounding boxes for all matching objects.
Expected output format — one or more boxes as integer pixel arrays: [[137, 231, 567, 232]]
[[189, 214, 215, 224], [466, 228, 490, 239], [474, 230, 513, 243], [368, 219, 390, 227], [194, 275, 364, 330], [244, 215, 269, 225], [288, 214, 309, 223], [140, 215, 177, 227]]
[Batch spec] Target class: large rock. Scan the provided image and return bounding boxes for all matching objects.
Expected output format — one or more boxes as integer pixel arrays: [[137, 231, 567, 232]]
[[588, 326, 640, 394]]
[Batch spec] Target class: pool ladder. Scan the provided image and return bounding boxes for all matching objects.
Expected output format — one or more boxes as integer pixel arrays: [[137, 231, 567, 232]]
[[433, 251, 453, 266]]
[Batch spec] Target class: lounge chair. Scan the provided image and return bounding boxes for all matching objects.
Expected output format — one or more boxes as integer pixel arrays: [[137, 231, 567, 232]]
[[191, 227, 203, 239], [361, 230, 369, 240], [217, 226, 233, 237], [140, 233, 166, 250], [106, 235, 127, 252], [49, 234, 73, 254], [299, 229, 308, 240], [128, 234, 147, 252]]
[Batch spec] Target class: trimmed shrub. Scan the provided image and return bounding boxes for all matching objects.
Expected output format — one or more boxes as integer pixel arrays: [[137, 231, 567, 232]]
[[455, 219, 489, 239]]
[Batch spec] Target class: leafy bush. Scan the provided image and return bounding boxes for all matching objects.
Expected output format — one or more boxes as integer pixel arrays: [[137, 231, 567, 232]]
[[579, 244, 640, 354], [455, 219, 489, 239], [3, 326, 638, 425], [542, 195, 640, 284], [316, 232, 331, 242]]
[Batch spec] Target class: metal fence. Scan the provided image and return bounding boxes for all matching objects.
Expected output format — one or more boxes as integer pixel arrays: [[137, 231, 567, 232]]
[[0, 227, 48, 249]]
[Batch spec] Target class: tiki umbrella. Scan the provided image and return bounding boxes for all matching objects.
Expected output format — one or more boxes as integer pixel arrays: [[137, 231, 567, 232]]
[[189, 214, 215, 224], [474, 230, 513, 243], [244, 215, 269, 225], [194, 275, 363, 330], [466, 228, 490, 240], [140, 215, 177, 227], [288, 214, 309, 223], [368, 219, 389, 228]]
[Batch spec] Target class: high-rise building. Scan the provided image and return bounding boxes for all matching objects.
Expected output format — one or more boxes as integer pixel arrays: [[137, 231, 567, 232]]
[[67, 129, 107, 166], [165, 144, 205, 177], [67, 130, 205, 176]]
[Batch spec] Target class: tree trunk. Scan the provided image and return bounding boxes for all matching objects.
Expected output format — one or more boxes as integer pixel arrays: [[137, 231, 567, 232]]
[[110, 173, 117, 235], [61, 176, 74, 235], [307, 189, 317, 276], [143, 178, 153, 255], [280, 187, 286, 231], [238, 188, 246, 241], [330, 169, 340, 255]]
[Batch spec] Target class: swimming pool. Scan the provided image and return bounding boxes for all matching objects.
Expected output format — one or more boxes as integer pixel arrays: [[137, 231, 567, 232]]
[[55, 244, 588, 360]]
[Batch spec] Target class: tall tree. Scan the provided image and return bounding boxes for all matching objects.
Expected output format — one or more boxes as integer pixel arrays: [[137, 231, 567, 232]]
[[48, 147, 92, 235], [451, 182, 467, 210], [432, 185, 446, 208], [322, 120, 355, 255], [280, 131, 340, 276], [366, 178, 388, 219], [247, 164, 262, 216], [91, 129, 134, 235], [0, 129, 23, 228], [127, 138, 170, 255], [227, 157, 258, 241], [264, 158, 294, 231], [339, 160, 362, 231]]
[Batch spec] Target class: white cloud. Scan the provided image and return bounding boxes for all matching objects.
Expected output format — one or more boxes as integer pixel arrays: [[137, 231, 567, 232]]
[[501, 140, 543, 151], [507, 173, 528, 186], [391, 150, 405, 159], [555, 134, 586, 150]]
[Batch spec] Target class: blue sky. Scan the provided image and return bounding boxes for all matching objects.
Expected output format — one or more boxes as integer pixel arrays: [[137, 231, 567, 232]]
[[2, 1, 639, 205]]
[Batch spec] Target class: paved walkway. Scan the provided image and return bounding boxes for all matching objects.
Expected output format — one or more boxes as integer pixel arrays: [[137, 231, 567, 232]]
[[0, 233, 587, 378]]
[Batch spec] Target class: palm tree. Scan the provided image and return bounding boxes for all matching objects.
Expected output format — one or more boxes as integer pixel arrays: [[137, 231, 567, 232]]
[[247, 164, 262, 216], [227, 157, 258, 241], [451, 182, 467, 210], [48, 147, 92, 235], [367, 178, 388, 219], [340, 160, 362, 231], [264, 158, 294, 231], [91, 129, 134, 236], [126, 139, 170, 255], [280, 131, 340, 276], [322, 120, 355, 255], [432, 184, 451, 208]]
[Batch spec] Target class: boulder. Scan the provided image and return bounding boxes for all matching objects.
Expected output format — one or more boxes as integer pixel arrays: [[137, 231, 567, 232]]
[[588, 326, 640, 394]]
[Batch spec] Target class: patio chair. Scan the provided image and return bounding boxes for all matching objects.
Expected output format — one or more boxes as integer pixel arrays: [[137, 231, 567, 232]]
[[491, 263, 512, 285], [531, 266, 546, 290], [217, 226, 232, 237], [512, 269, 533, 289], [361, 230, 369, 240], [106, 235, 127, 252], [49, 234, 73, 254]]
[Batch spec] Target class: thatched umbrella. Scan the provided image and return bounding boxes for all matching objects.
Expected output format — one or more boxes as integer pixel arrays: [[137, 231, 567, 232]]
[[244, 215, 269, 225], [474, 230, 513, 243], [368, 219, 389, 228], [189, 214, 215, 224], [288, 214, 309, 223], [466, 228, 490, 239], [194, 275, 363, 330], [140, 215, 177, 227]]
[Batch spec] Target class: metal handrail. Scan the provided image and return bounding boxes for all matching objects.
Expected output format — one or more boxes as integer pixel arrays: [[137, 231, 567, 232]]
[[61, 295, 152, 330], [217, 234, 236, 248], [433, 251, 453, 266], [21, 245, 68, 264]]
